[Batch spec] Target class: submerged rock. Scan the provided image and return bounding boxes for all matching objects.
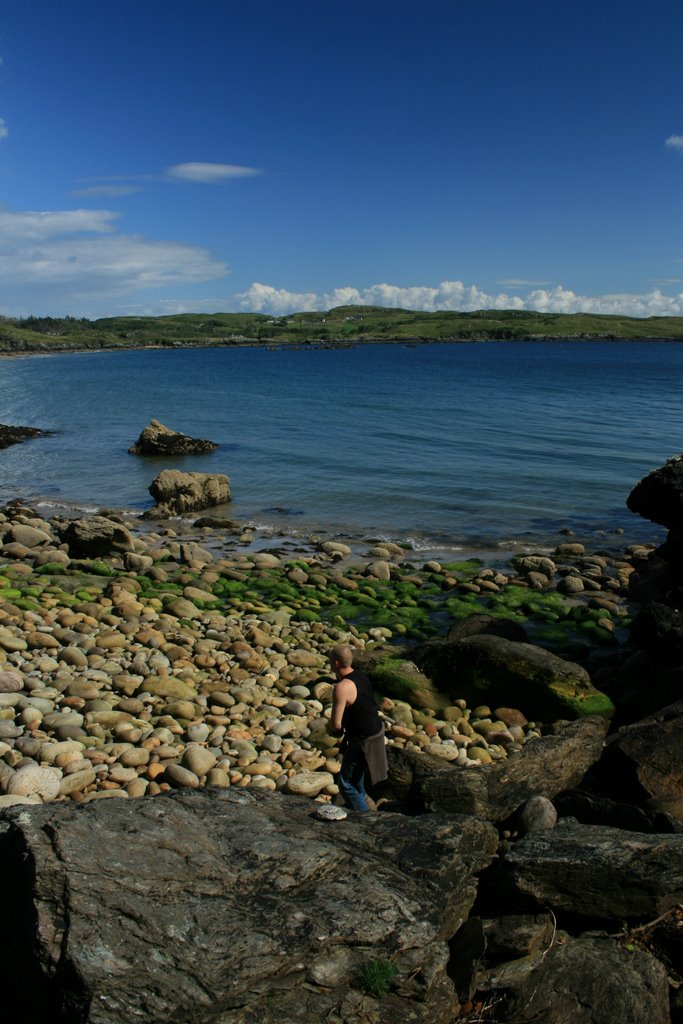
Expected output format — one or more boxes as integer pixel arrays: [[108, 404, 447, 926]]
[[0, 424, 54, 449]]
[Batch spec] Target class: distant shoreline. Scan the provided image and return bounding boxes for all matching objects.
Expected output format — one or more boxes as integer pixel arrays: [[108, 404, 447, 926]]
[[2, 334, 683, 360], [3, 305, 683, 355]]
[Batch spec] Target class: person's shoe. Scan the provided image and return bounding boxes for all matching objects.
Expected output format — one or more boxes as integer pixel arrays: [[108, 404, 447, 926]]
[[365, 796, 377, 811]]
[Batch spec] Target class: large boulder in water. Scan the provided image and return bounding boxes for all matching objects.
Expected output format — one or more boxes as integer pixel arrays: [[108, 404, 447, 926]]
[[623, 457, 683, 694], [143, 469, 231, 519], [0, 787, 498, 1024], [412, 634, 614, 721], [128, 418, 217, 456], [627, 454, 683, 532]]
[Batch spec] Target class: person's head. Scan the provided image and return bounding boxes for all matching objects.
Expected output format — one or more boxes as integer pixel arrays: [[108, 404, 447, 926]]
[[329, 643, 354, 676]]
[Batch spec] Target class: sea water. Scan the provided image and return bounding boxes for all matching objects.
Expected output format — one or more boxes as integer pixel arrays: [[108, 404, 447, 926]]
[[1, 340, 682, 554]]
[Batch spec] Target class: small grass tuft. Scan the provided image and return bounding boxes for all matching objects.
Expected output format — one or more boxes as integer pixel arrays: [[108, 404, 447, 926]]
[[359, 957, 398, 998]]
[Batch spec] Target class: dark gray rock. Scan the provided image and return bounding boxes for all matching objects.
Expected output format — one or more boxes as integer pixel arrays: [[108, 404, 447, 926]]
[[129, 418, 218, 455], [496, 935, 670, 1024], [517, 795, 557, 833], [606, 649, 683, 725], [494, 818, 683, 920], [480, 913, 557, 960], [0, 786, 498, 1024], [412, 634, 613, 721], [446, 613, 528, 644], [386, 716, 608, 821], [630, 601, 683, 661], [60, 515, 135, 557], [0, 423, 54, 449], [554, 787, 683, 834], [627, 453, 683, 532], [595, 698, 683, 803]]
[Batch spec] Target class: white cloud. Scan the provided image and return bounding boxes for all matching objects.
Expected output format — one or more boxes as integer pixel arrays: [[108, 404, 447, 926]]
[[233, 282, 320, 314], [70, 185, 143, 198], [235, 279, 683, 318], [665, 135, 683, 152], [165, 162, 261, 183], [0, 209, 118, 240], [497, 278, 552, 287], [0, 118, 7, 140], [0, 206, 228, 306]]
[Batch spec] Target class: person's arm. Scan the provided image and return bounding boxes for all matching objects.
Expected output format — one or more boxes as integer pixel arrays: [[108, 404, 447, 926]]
[[329, 677, 356, 734]]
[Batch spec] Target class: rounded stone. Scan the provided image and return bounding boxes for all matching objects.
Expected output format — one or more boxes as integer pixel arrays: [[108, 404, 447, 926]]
[[0, 670, 23, 692], [165, 763, 200, 789], [186, 723, 211, 743], [286, 650, 324, 668], [283, 699, 307, 716], [314, 804, 348, 821], [107, 764, 138, 784], [206, 768, 230, 787], [118, 747, 150, 768], [468, 746, 493, 764], [58, 768, 96, 796], [285, 771, 334, 797], [288, 685, 311, 699], [0, 720, 23, 739], [519, 795, 558, 832], [7, 765, 61, 800], [40, 740, 86, 764], [182, 745, 217, 777]]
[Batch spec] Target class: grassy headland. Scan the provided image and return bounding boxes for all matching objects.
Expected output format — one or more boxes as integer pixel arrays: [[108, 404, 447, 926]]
[[2, 305, 683, 354]]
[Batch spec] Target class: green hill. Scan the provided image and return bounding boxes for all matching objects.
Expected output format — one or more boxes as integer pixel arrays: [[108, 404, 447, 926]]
[[1, 306, 682, 354]]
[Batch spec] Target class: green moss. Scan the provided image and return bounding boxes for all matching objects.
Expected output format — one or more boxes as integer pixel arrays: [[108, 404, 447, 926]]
[[34, 561, 69, 575], [292, 609, 318, 623], [548, 684, 615, 719], [444, 594, 481, 618], [78, 560, 115, 576], [12, 597, 42, 611], [366, 659, 419, 701], [442, 558, 483, 575]]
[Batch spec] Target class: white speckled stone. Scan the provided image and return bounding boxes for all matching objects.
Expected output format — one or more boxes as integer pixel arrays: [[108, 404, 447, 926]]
[[314, 804, 348, 821], [7, 765, 61, 800]]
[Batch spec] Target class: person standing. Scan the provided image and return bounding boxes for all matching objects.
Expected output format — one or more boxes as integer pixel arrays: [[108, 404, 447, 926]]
[[328, 643, 388, 812]]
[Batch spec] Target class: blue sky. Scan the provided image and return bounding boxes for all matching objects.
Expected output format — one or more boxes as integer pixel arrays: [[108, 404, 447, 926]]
[[1, 0, 683, 319]]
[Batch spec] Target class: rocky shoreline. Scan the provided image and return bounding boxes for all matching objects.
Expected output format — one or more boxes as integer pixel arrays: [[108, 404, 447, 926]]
[[1, 456, 683, 1022], [0, 499, 644, 809]]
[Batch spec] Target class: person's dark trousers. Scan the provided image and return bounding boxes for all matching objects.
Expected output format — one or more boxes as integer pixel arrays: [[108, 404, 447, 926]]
[[338, 740, 369, 812]]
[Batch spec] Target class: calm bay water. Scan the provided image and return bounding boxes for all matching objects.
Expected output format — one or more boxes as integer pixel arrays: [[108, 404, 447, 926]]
[[0, 341, 681, 555]]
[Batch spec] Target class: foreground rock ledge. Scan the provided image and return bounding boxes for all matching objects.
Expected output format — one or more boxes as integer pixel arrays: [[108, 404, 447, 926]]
[[0, 787, 497, 1024]]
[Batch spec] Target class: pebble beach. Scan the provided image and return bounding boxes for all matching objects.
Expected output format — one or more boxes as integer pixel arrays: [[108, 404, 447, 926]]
[[0, 498, 650, 809]]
